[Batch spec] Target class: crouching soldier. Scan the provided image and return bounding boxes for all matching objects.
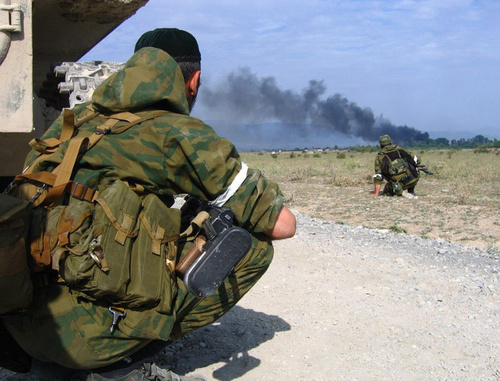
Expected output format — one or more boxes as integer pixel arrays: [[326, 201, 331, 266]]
[[0, 28, 296, 380], [372, 134, 422, 197]]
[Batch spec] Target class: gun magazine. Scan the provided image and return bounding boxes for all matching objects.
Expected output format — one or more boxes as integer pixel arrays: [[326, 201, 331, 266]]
[[183, 227, 252, 298]]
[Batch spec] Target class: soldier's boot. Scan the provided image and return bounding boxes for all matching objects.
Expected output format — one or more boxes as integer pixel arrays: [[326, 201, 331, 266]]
[[402, 191, 416, 199], [84, 362, 206, 381]]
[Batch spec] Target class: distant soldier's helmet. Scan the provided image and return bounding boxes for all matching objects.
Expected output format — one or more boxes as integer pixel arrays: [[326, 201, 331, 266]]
[[134, 28, 201, 63], [379, 135, 392, 146]]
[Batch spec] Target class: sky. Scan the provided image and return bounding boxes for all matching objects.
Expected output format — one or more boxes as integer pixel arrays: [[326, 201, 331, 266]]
[[81, 0, 500, 149]]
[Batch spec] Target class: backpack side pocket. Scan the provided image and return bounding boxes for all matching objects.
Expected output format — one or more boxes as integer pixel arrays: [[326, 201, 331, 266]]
[[125, 193, 181, 312]]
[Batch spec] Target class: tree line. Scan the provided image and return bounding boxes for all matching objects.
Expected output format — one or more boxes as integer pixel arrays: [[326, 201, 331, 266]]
[[348, 134, 500, 152]]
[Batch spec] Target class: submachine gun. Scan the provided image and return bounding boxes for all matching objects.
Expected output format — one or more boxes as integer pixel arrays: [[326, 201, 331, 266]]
[[176, 197, 252, 298]]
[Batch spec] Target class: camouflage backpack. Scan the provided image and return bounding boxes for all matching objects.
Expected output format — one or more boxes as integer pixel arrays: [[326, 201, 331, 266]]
[[0, 108, 184, 316], [382, 149, 418, 187]]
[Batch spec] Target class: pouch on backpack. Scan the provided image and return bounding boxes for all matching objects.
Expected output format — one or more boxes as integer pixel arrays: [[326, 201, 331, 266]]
[[53, 180, 180, 311], [126, 192, 180, 313], [55, 180, 140, 302], [0, 193, 33, 315], [388, 157, 409, 180]]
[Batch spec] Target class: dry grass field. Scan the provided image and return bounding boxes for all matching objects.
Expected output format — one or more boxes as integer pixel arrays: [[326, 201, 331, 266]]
[[241, 148, 500, 252]]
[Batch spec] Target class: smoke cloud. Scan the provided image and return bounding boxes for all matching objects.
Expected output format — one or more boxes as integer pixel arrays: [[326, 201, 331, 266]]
[[200, 67, 429, 149]]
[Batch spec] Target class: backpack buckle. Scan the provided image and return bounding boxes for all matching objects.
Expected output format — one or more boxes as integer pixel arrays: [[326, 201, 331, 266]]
[[70, 182, 93, 201], [31, 184, 48, 203]]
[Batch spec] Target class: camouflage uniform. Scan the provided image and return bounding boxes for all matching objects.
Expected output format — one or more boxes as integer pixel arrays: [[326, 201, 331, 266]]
[[3, 48, 285, 370], [373, 143, 421, 196]]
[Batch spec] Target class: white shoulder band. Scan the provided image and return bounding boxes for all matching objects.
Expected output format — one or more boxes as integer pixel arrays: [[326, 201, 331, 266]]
[[209, 162, 249, 207]]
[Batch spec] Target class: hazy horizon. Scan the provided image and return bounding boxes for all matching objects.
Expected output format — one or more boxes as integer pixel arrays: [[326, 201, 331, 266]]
[[81, 0, 500, 144]]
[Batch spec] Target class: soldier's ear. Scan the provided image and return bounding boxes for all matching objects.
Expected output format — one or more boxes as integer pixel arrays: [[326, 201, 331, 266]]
[[186, 70, 201, 97]]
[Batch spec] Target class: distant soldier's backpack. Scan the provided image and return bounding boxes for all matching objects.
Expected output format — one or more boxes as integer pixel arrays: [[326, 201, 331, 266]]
[[381, 149, 418, 186]]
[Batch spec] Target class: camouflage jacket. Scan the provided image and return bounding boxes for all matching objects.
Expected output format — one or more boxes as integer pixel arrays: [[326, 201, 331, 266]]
[[25, 47, 284, 233], [4, 48, 284, 369], [373, 144, 421, 184]]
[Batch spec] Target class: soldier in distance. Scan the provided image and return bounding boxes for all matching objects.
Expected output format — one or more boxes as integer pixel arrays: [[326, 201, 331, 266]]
[[372, 134, 422, 197]]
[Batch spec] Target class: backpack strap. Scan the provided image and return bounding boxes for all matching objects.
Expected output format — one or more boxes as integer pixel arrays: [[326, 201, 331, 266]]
[[90, 110, 168, 138], [40, 136, 90, 206], [29, 109, 78, 153], [16, 109, 169, 207], [384, 149, 403, 162], [23, 108, 99, 175], [14, 136, 96, 206]]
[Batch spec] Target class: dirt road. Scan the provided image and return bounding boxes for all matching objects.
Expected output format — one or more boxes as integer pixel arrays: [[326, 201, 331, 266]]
[[3, 212, 499, 380], [163, 212, 500, 380]]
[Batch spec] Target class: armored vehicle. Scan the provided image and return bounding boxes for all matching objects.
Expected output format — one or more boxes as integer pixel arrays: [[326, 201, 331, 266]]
[[0, 0, 149, 181]]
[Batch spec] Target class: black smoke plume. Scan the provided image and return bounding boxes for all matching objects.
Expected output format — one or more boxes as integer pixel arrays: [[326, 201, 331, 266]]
[[200, 67, 429, 147]]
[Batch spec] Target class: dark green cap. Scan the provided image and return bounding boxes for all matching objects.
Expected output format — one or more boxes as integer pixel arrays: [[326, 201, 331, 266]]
[[134, 28, 201, 62], [379, 134, 392, 146]]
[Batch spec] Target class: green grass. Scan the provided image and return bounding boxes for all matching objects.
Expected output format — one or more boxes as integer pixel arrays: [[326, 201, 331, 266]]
[[389, 225, 408, 234], [240, 148, 500, 251], [242, 148, 500, 209]]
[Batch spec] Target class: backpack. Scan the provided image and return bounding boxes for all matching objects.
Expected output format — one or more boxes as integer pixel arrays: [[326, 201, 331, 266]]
[[0, 108, 184, 316], [381, 149, 418, 186]]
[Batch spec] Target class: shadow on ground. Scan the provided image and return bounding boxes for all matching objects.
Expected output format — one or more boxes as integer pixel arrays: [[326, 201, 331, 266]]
[[157, 306, 291, 380], [0, 306, 290, 381]]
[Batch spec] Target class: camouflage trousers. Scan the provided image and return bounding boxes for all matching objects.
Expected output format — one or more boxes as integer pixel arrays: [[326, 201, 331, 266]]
[[383, 178, 419, 196], [3, 233, 273, 370]]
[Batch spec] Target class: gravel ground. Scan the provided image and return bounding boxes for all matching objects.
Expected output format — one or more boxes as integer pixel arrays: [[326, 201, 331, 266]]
[[2, 212, 499, 380]]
